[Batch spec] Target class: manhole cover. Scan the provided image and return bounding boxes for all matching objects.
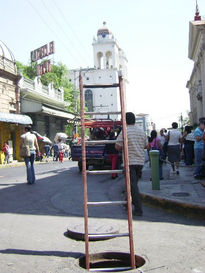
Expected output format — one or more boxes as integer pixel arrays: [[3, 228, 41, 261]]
[[65, 223, 119, 241], [172, 192, 190, 197], [79, 252, 145, 272]]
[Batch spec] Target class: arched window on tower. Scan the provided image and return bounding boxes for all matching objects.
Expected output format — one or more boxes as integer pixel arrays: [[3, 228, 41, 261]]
[[106, 51, 112, 69], [85, 89, 93, 112], [97, 52, 103, 69]]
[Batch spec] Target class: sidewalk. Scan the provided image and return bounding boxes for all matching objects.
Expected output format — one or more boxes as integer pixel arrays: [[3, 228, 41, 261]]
[[0, 157, 70, 169], [139, 163, 205, 219]]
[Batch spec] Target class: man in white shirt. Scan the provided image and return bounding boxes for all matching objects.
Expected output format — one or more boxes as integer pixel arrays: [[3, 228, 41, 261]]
[[115, 112, 148, 216]]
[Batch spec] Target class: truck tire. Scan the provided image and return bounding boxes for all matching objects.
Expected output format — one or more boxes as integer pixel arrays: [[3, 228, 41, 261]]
[[78, 161, 89, 172], [78, 161, 82, 172]]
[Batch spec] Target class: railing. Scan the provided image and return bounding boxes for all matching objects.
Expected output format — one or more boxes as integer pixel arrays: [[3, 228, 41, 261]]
[[20, 77, 64, 101]]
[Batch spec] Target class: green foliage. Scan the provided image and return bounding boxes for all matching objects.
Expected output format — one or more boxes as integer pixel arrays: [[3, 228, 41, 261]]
[[16, 61, 37, 80], [16, 61, 81, 136]]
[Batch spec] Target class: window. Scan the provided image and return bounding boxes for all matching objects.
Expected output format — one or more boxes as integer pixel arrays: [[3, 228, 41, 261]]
[[97, 52, 103, 69], [106, 51, 112, 69], [84, 89, 93, 112]]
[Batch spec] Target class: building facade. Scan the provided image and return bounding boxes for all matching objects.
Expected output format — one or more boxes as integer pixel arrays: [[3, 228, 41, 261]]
[[0, 40, 32, 162], [187, 5, 205, 125], [69, 22, 128, 120], [20, 76, 75, 141]]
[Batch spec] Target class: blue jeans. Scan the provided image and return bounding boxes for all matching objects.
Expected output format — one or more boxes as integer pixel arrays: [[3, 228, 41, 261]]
[[194, 148, 204, 177], [24, 151, 36, 184]]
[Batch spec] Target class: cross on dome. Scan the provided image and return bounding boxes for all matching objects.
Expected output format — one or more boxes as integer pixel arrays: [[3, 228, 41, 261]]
[[194, 0, 201, 21]]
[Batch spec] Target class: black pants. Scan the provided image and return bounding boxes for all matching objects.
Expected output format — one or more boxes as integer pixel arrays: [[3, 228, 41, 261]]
[[129, 165, 143, 213]]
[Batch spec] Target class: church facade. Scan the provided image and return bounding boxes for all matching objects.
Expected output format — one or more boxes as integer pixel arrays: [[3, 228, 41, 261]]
[[187, 5, 205, 125], [69, 22, 128, 120]]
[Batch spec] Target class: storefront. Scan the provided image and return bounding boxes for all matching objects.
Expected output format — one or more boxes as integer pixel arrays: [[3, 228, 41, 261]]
[[0, 113, 32, 162]]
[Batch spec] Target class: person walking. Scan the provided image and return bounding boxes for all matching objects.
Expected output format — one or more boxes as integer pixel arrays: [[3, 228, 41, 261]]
[[57, 139, 65, 163], [2, 142, 9, 164], [103, 131, 119, 179], [193, 120, 205, 179], [182, 126, 195, 166], [167, 122, 182, 174], [148, 130, 164, 180], [52, 143, 59, 161], [21, 125, 40, 184], [115, 112, 148, 216]]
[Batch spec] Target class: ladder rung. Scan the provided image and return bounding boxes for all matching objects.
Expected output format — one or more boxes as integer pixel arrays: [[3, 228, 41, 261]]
[[87, 170, 123, 175], [85, 140, 117, 145], [89, 267, 132, 272], [85, 111, 121, 115], [88, 233, 129, 239], [83, 84, 120, 89], [87, 201, 127, 206]]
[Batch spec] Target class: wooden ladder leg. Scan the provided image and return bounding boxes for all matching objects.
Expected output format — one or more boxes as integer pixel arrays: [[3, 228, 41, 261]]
[[119, 75, 136, 269], [80, 73, 90, 270]]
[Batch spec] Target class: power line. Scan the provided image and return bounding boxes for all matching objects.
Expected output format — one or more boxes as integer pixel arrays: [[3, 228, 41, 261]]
[[27, 0, 82, 67], [51, 0, 92, 64], [41, 0, 90, 67]]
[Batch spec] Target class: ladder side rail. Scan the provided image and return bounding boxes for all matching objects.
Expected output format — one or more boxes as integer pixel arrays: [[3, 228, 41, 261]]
[[79, 73, 90, 270], [119, 75, 136, 269]]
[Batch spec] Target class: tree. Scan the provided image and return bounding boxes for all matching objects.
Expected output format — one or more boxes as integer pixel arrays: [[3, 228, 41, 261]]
[[16, 61, 80, 136]]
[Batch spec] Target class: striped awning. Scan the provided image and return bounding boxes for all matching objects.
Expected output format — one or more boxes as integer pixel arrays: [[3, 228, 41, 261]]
[[0, 112, 33, 125]]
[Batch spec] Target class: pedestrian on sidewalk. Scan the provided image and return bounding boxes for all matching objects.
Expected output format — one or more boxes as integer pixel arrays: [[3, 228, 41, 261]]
[[2, 142, 10, 164], [158, 128, 167, 160], [182, 126, 195, 166], [167, 122, 182, 174], [57, 139, 65, 163], [103, 131, 119, 179], [21, 125, 40, 184], [115, 112, 148, 216], [52, 143, 59, 161], [193, 120, 205, 179], [148, 130, 164, 180]]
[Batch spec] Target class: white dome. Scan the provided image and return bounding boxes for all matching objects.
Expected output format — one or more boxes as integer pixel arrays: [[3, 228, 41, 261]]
[[0, 40, 17, 74]]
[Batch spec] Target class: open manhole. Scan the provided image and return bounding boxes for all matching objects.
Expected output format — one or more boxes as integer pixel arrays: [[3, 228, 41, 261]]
[[79, 252, 145, 272], [172, 192, 190, 197], [65, 223, 119, 241]]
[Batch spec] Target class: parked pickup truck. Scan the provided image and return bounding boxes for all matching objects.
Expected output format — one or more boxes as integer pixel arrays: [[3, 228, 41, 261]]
[[71, 144, 110, 172]]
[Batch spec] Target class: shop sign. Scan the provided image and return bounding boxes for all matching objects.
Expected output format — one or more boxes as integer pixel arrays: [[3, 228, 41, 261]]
[[31, 41, 55, 62]]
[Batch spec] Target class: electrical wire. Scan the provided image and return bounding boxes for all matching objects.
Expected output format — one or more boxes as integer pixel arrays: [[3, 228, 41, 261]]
[[41, 0, 90, 67], [51, 0, 91, 64], [27, 0, 82, 68]]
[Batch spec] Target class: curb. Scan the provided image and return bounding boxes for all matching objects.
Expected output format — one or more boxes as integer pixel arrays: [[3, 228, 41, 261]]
[[141, 192, 205, 220]]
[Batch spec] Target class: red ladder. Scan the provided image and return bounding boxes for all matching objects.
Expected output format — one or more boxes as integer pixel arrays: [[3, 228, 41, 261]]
[[79, 73, 135, 271]]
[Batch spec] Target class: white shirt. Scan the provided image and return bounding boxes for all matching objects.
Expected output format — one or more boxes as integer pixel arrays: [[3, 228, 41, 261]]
[[158, 135, 165, 146], [168, 129, 182, 146], [116, 124, 148, 165], [21, 132, 37, 150]]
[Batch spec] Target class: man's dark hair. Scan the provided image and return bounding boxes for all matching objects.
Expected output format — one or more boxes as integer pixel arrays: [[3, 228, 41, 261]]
[[199, 117, 205, 123], [25, 125, 32, 132], [172, 122, 178, 129], [126, 112, 135, 125], [199, 117, 205, 125]]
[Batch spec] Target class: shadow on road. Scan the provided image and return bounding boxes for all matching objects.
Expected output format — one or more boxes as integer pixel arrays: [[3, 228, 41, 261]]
[[0, 248, 83, 258], [0, 163, 205, 227]]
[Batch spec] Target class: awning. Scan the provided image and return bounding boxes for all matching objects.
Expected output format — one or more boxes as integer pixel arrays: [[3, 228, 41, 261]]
[[0, 112, 33, 125], [41, 106, 75, 119]]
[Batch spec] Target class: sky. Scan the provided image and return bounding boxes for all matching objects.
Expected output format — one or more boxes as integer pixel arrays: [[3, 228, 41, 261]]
[[1, 0, 205, 129]]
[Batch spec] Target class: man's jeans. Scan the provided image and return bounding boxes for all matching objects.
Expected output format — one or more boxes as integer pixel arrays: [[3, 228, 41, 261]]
[[24, 151, 36, 184], [129, 165, 143, 213], [194, 148, 204, 177]]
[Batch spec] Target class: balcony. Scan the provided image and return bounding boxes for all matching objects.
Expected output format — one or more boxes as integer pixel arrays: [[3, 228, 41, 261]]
[[19, 77, 64, 102]]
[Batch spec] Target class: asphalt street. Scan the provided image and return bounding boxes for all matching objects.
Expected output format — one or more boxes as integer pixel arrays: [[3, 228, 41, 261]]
[[0, 161, 204, 273]]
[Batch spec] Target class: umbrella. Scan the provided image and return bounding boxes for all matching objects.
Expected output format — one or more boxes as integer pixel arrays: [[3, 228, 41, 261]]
[[54, 132, 68, 143], [41, 136, 52, 144]]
